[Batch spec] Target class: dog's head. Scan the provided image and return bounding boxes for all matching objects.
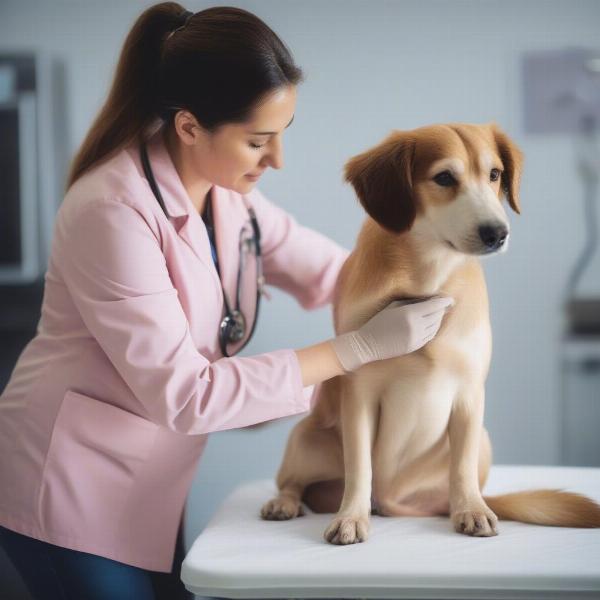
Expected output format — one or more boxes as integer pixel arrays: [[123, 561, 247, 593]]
[[344, 123, 523, 256]]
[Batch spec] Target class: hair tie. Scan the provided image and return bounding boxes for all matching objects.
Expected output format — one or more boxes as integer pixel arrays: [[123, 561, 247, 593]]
[[166, 9, 194, 41]]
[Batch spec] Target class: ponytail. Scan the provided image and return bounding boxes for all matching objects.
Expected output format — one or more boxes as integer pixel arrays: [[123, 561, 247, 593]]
[[66, 3, 304, 191], [66, 2, 189, 190]]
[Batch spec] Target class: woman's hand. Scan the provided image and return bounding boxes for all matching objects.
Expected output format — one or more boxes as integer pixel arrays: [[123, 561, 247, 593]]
[[330, 296, 454, 372]]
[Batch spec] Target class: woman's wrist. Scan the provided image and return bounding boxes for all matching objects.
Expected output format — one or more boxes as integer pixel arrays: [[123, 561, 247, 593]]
[[294, 339, 346, 387]]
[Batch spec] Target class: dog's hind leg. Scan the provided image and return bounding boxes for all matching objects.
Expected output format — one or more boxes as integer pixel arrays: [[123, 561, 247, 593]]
[[260, 414, 344, 520]]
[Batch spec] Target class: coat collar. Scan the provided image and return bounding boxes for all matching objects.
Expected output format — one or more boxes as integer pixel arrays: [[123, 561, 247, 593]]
[[136, 128, 252, 307], [145, 128, 196, 219]]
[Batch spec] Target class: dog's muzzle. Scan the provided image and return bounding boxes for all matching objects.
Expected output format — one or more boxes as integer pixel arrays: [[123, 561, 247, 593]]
[[478, 223, 509, 252]]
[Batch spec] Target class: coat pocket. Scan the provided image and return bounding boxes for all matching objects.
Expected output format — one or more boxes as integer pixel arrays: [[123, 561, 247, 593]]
[[39, 390, 159, 539]]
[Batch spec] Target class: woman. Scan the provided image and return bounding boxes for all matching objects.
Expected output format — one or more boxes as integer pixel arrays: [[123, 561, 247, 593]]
[[0, 3, 452, 599]]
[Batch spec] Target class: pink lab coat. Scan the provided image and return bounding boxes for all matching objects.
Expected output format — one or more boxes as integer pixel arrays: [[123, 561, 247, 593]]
[[0, 128, 350, 572]]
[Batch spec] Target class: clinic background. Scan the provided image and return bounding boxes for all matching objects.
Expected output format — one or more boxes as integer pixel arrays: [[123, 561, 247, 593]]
[[1, 0, 599, 598]]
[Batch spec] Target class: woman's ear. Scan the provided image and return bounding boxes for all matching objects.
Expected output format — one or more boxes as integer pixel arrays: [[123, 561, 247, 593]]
[[490, 123, 524, 214], [344, 131, 416, 233]]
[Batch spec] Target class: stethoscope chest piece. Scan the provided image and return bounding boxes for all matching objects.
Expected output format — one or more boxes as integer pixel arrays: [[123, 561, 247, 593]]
[[221, 310, 246, 343]]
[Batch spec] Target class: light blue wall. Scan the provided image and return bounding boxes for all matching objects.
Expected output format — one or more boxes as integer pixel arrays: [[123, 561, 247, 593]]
[[1, 1, 599, 596]]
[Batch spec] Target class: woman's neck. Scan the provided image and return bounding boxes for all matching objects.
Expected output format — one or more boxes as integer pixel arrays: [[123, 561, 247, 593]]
[[163, 126, 212, 215]]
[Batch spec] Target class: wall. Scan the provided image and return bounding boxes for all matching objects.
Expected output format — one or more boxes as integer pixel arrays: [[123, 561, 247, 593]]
[[1, 1, 599, 597]]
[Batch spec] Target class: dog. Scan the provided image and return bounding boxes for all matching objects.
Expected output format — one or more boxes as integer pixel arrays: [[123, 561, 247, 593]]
[[261, 122, 600, 543]]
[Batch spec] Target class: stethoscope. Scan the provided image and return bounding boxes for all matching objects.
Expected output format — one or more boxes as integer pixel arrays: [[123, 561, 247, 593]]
[[140, 141, 264, 357]]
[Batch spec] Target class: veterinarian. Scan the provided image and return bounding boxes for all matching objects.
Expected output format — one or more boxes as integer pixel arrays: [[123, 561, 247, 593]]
[[0, 3, 453, 599]]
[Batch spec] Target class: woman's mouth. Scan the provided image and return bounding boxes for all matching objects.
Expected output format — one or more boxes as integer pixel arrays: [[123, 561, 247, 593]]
[[245, 171, 264, 181]]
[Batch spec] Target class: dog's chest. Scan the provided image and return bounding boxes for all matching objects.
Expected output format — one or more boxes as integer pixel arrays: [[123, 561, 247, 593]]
[[367, 323, 491, 461], [439, 313, 492, 376]]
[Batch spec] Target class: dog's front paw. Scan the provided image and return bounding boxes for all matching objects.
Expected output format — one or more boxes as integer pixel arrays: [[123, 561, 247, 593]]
[[324, 514, 369, 545], [451, 504, 498, 537], [260, 496, 305, 520]]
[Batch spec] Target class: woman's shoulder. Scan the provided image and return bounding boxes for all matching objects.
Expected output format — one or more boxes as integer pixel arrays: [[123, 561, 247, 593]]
[[65, 146, 146, 207], [58, 146, 156, 238], [53, 145, 163, 255]]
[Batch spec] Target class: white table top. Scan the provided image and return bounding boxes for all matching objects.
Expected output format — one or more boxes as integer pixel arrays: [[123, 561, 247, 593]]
[[182, 465, 600, 599]]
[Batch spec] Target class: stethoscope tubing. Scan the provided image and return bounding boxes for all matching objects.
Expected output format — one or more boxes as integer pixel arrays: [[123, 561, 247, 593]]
[[140, 140, 263, 357]]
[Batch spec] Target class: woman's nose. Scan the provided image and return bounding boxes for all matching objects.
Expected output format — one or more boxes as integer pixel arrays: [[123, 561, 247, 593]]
[[266, 138, 284, 170]]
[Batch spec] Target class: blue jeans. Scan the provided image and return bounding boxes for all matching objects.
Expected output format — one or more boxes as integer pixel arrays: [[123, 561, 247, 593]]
[[0, 522, 193, 600]]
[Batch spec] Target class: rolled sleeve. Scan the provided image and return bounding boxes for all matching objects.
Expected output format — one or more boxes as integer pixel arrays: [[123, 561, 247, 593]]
[[57, 198, 310, 435]]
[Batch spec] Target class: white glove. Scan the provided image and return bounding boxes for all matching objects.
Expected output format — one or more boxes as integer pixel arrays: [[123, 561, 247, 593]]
[[330, 296, 454, 372]]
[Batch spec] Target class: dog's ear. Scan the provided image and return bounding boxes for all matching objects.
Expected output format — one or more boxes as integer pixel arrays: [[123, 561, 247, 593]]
[[344, 131, 416, 233], [490, 123, 523, 214]]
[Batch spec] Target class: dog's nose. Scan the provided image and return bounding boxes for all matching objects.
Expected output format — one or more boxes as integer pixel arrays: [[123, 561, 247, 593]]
[[478, 223, 509, 250]]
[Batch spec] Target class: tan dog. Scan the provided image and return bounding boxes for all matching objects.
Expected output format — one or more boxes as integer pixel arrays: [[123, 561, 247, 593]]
[[261, 122, 600, 543]]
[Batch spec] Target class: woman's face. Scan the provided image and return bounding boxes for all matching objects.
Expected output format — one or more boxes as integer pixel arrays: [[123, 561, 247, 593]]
[[185, 85, 297, 194]]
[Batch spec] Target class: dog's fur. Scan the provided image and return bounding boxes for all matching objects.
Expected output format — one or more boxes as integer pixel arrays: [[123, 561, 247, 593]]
[[261, 122, 600, 543]]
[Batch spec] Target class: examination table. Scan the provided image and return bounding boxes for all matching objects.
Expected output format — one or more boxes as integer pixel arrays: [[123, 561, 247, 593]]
[[181, 465, 600, 599]]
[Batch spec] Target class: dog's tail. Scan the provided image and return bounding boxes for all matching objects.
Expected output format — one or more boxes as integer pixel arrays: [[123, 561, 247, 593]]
[[483, 489, 600, 527]]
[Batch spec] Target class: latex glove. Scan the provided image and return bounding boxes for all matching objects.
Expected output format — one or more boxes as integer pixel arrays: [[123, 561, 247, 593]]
[[330, 296, 454, 372]]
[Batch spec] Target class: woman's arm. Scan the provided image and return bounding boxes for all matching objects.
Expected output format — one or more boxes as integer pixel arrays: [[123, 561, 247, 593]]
[[295, 340, 345, 387], [249, 188, 351, 310], [249, 190, 350, 385], [58, 197, 314, 435]]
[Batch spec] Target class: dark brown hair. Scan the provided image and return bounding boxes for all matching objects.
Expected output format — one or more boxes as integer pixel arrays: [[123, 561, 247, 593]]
[[66, 2, 303, 189]]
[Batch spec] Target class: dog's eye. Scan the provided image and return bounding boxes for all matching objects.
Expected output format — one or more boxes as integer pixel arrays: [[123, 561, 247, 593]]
[[490, 168, 501, 182], [433, 171, 456, 187]]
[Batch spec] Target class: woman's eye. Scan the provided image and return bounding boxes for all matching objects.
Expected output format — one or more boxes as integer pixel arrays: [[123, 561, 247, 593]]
[[249, 142, 266, 149], [490, 168, 501, 182], [433, 171, 456, 187]]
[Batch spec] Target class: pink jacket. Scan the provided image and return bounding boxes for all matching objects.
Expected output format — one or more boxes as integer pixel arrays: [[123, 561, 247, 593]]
[[0, 129, 349, 572]]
